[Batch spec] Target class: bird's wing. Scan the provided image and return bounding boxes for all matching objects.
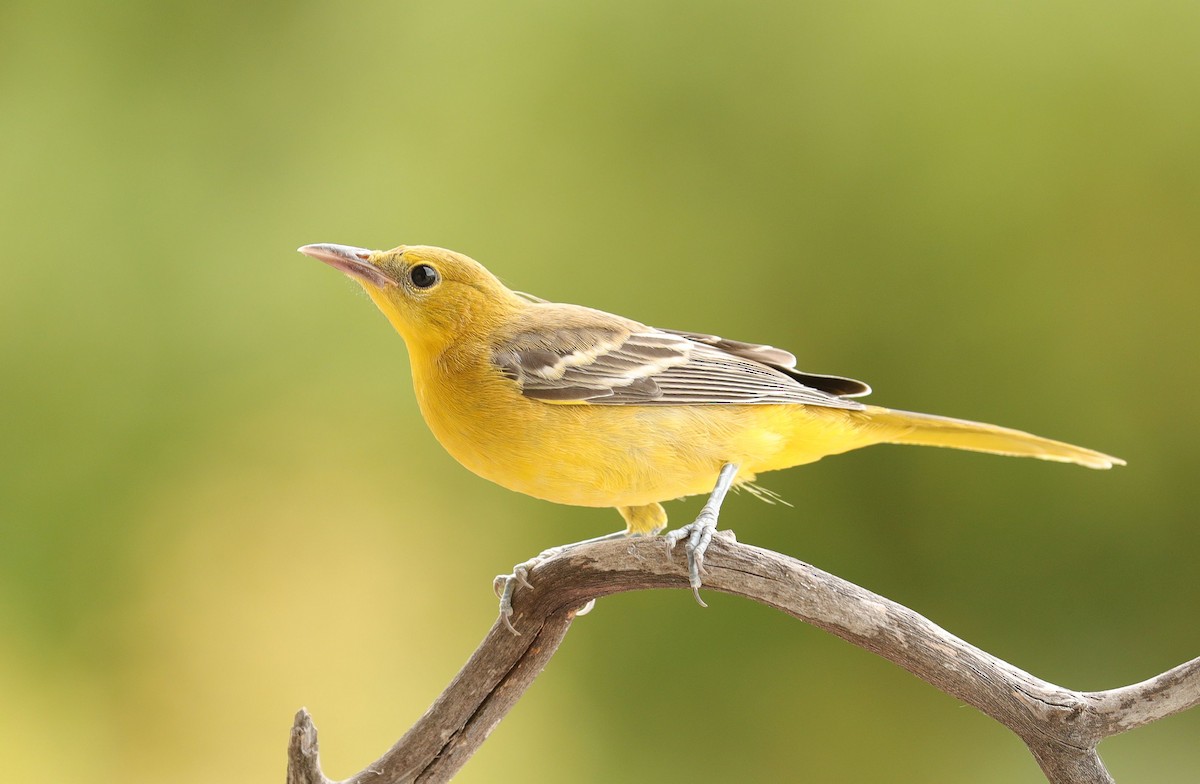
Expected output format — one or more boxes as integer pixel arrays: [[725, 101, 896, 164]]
[[491, 307, 868, 409], [657, 328, 872, 399]]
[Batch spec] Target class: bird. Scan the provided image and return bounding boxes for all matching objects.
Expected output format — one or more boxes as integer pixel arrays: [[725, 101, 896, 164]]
[[299, 242, 1123, 630]]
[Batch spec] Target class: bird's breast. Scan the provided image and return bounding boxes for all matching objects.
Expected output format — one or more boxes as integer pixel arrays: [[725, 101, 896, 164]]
[[411, 354, 749, 507], [409, 350, 878, 509]]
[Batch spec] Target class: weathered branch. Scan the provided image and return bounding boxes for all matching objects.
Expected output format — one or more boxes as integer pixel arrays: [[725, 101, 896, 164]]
[[286, 532, 1199, 784]]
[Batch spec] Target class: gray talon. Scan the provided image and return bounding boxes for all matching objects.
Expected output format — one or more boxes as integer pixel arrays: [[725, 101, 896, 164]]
[[661, 462, 739, 606], [497, 575, 521, 636], [496, 529, 632, 634]]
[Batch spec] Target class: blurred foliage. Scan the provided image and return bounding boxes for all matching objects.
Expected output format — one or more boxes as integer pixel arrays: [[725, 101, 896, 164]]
[[1, 0, 1198, 781]]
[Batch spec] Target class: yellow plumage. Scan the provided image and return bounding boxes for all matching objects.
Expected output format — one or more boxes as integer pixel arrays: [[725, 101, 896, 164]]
[[300, 242, 1123, 543]]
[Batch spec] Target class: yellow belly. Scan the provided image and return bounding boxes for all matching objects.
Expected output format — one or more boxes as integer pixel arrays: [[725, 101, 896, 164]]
[[414, 361, 881, 509]]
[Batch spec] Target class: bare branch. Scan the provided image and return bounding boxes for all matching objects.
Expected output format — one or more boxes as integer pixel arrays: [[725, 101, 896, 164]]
[[288, 709, 327, 784], [286, 532, 1198, 784], [1083, 656, 1200, 738], [1027, 742, 1114, 784]]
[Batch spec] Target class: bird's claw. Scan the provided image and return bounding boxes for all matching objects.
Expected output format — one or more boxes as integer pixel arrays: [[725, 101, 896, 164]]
[[494, 574, 521, 635], [494, 551, 555, 635], [664, 507, 719, 607], [494, 533, 630, 634]]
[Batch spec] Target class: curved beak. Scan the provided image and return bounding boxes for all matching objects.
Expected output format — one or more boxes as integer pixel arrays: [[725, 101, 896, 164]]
[[298, 243, 394, 288]]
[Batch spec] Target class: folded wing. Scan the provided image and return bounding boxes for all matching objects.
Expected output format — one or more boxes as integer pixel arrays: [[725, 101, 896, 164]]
[[492, 308, 868, 410]]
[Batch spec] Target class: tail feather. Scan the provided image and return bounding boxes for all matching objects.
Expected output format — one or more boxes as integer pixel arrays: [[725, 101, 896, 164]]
[[863, 406, 1124, 470]]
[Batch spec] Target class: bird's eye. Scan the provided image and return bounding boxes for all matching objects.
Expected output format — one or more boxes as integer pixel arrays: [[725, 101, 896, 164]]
[[409, 264, 439, 289]]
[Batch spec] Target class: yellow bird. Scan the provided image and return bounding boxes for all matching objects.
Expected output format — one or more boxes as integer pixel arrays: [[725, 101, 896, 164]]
[[299, 243, 1123, 626]]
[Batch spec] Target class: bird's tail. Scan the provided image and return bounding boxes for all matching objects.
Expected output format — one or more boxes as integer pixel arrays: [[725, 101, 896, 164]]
[[862, 405, 1124, 469]]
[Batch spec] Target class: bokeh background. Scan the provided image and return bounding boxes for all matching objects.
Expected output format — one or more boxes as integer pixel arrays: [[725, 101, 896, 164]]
[[2, 1, 1198, 781]]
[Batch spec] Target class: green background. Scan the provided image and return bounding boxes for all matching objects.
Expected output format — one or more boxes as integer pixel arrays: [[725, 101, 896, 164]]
[[2, 1, 1197, 781]]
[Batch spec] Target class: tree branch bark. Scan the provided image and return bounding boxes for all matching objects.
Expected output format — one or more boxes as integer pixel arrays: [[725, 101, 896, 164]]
[[286, 532, 1199, 784]]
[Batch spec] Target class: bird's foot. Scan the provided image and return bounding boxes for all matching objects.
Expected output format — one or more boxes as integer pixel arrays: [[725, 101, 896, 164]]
[[494, 533, 626, 634], [663, 506, 722, 607], [494, 548, 557, 635], [494, 573, 522, 635], [663, 462, 740, 607]]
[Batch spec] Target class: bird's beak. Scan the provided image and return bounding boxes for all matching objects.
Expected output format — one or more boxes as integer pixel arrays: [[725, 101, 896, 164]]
[[298, 243, 394, 288]]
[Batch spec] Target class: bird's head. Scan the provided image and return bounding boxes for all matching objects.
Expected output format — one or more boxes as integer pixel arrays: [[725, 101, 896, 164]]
[[299, 243, 522, 353]]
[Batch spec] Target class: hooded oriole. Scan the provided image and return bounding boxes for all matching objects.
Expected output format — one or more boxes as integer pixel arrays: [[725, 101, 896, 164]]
[[299, 243, 1122, 627]]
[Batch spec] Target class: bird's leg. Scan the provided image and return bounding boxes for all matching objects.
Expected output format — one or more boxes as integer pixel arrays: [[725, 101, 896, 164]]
[[664, 462, 740, 607], [494, 530, 630, 634]]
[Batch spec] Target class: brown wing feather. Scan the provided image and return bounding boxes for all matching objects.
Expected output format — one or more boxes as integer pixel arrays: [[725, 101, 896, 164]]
[[492, 305, 867, 409], [658, 328, 872, 398]]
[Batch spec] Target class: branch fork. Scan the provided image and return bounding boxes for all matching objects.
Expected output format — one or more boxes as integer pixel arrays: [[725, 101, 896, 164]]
[[287, 534, 1199, 784]]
